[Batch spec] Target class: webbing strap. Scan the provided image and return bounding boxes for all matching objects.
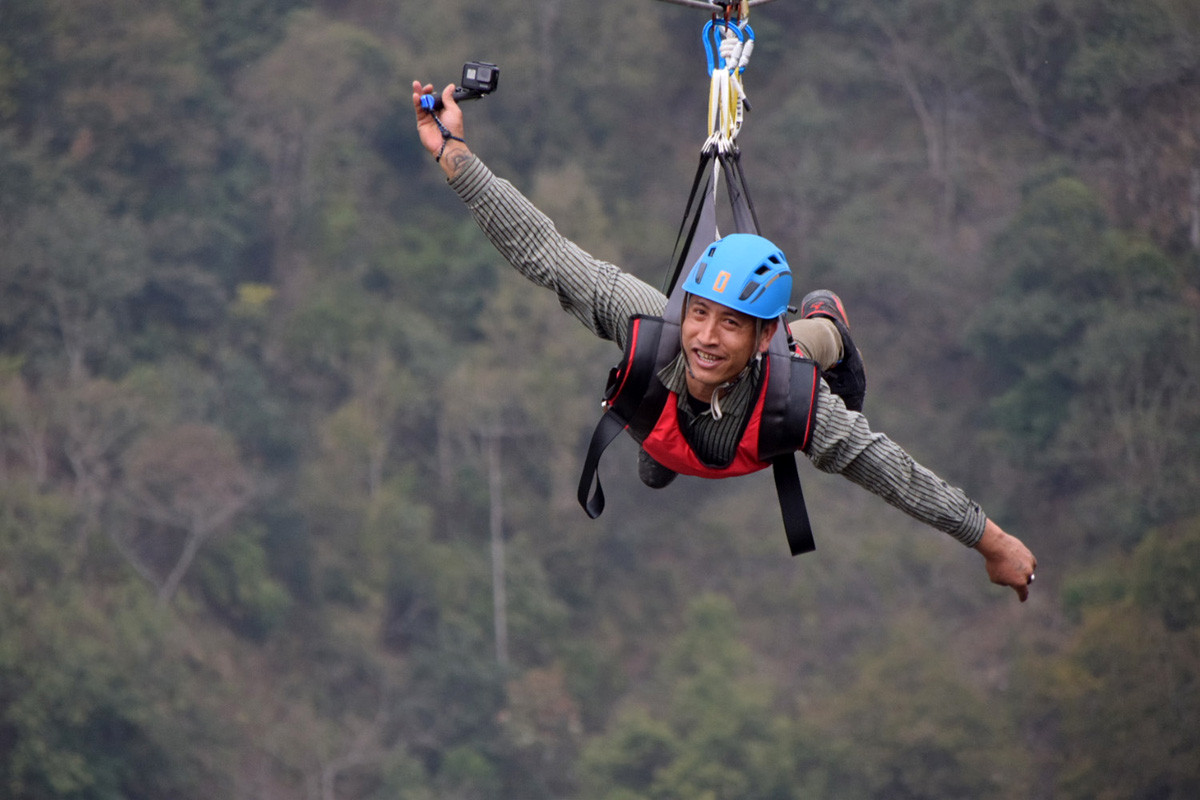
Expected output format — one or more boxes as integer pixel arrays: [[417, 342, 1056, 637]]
[[720, 149, 759, 236], [771, 455, 816, 556], [663, 147, 765, 323], [578, 410, 627, 519], [665, 148, 762, 284], [759, 351, 821, 557], [664, 151, 717, 299]]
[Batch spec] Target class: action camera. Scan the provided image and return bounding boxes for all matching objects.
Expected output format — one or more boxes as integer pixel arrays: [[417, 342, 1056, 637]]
[[460, 61, 499, 96], [420, 61, 500, 112]]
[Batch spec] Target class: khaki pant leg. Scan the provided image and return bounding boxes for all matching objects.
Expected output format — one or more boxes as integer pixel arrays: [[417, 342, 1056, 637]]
[[787, 318, 842, 370]]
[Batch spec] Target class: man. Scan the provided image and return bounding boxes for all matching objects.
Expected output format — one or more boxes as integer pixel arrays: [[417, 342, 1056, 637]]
[[413, 82, 1037, 602]]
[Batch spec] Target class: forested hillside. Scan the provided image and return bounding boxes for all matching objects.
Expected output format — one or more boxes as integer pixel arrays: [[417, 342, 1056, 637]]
[[2, 1, 1199, 798]]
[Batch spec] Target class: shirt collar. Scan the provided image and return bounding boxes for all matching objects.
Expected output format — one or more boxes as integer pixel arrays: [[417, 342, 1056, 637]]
[[657, 353, 762, 423]]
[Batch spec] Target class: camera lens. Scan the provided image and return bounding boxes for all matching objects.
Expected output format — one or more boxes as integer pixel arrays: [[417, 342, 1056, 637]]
[[476, 66, 492, 82]]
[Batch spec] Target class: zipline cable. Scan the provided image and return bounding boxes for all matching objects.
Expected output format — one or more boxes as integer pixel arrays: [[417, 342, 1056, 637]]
[[654, 0, 781, 11]]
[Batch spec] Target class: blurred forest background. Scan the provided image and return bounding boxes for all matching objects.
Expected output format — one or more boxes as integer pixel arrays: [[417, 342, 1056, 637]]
[[2, 0, 1199, 798]]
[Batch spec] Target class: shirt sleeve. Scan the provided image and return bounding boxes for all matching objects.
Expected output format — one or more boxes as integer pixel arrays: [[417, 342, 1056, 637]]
[[449, 155, 667, 351], [803, 380, 988, 547]]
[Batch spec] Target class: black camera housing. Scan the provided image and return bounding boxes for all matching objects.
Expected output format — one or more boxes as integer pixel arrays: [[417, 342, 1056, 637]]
[[421, 61, 500, 112], [460, 62, 499, 96]]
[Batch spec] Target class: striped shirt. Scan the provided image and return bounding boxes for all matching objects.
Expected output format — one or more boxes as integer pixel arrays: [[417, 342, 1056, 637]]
[[450, 155, 986, 546]]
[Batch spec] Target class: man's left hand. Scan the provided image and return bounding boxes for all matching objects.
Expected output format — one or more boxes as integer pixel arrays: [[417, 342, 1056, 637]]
[[975, 519, 1038, 602]]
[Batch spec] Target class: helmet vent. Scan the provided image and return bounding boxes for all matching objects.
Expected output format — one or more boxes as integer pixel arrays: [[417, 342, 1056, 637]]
[[759, 274, 783, 296]]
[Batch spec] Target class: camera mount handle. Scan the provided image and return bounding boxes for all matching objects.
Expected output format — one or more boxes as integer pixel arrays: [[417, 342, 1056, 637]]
[[420, 87, 488, 113]]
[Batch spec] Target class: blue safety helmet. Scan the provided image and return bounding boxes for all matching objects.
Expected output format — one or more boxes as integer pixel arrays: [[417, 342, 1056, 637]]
[[685, 233, 792, 320]]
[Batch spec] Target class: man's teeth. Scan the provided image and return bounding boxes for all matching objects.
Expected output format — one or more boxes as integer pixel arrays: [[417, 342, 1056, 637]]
[[696, 352, 720, 363]]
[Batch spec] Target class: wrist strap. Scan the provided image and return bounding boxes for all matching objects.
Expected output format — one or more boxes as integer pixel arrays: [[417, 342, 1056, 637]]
[[431, 113, 465, 163], [436, 133, 465, 163]]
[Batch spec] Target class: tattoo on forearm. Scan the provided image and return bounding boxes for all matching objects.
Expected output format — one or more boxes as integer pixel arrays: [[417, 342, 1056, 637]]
[[446, 150, 472, 177]]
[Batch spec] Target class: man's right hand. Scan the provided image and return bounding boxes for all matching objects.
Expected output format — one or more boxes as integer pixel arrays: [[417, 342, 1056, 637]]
[[412, 81, 470, 179]]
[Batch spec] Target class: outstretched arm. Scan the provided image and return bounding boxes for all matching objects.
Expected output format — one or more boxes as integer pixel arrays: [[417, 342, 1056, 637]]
[[412, 81, 472, 180], [805, 382, 1037, 602], [412, 79, 666, 349]]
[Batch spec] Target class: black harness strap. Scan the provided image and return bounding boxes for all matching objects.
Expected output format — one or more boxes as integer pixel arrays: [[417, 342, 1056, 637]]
[[758, 350, 821, 556], [578, 316, 675, 518], [720, 149, 760, 237], [578, 411, 628, 519], [665, 150, 718, 298], [771, 454, 815, 555]]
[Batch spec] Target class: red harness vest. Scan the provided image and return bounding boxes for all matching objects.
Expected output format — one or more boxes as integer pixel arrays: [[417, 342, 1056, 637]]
[[640, 355, 785, 477]]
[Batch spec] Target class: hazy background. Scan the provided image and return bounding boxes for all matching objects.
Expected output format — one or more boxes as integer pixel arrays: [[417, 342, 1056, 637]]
[[1, 1, 1198, 797]]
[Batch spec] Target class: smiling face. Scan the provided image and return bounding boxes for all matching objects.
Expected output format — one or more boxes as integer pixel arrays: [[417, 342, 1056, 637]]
[[680, 295, 777, 403]]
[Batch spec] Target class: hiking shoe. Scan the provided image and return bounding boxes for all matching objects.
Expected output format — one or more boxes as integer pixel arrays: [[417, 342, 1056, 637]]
[[800, 290, 866, 412], [800, 289, 851, 329], [638, 448, 677, 489]]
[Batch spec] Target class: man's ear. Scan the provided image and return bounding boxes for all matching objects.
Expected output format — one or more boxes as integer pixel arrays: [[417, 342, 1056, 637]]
[[757, 319, 779, 353]]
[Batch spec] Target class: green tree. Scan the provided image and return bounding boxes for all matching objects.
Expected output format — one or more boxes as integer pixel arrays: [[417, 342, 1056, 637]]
[[972, 174, 1200, 537], [233, 9, 397, 311], [40, 0, 225, 216], [120, 422, 257, 602], [0, 483, 226, 799], [197, 0, 313, 81], [0, 0, 58, 137], [196, 524, 292, 641], [1, 187, 150, 381], [1028, 517, 1200, 799], [581, 595, 783, 800], [806, 610, 1024, 799]]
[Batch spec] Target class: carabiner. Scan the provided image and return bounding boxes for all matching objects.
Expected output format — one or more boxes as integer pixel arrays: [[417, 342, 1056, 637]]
[[703, 18, 754, 76]]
